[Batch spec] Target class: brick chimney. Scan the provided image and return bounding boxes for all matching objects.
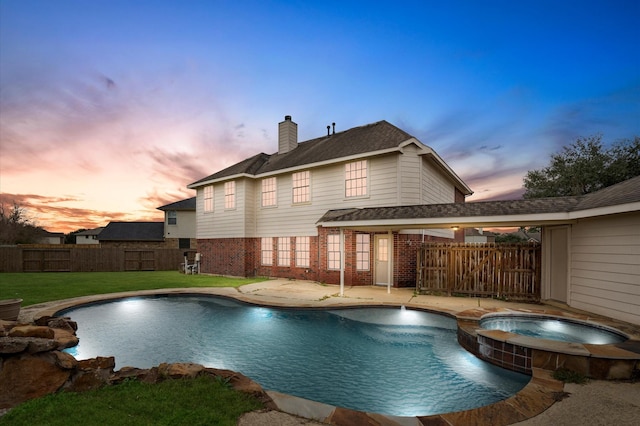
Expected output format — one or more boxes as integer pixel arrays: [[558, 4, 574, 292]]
[[278, 115, 298, 154]]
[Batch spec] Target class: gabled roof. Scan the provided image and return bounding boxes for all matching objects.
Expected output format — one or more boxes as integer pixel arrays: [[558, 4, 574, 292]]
[[98, 222, 164, 241], [157, 197, 196, 211], [188, 120, 471, 194], [318, 175, 640, 229], [75, 227, 104, 236]]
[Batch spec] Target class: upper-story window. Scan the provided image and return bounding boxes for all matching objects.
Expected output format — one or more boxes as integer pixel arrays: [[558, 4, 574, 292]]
[[261, 177, 277, 207], [203, 185, 214, 212], [345, 160, 368, 198], [224, 181, 236, 209], [292, 171, 310, 204], [167, 211, 177, 225]]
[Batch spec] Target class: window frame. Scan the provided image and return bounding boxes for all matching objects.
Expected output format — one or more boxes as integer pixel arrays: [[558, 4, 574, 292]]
[[203, 186, 214, 212], [345, 160, 368, 198], [167, 210, 177, 225], [327, 234, 341, 270], [356, 233, 370, 271], [277, 237, 291, 267], [292, 170, 310, 204], [224, 181, 236, 210], [261, 237, 273, 266], [295, 236, 310, 268], [261, 177, 277, 207]]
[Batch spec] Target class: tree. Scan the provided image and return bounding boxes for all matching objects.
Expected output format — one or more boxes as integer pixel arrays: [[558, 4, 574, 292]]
[[65, 229, 88, 244], [523, 135, 640, 198], [0, 202, 42, 244]]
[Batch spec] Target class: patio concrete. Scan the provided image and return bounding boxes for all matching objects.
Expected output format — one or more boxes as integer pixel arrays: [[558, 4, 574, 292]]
[[19, 279, 640, 425]]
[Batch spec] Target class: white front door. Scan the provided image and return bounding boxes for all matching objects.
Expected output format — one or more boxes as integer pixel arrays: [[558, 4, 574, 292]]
[[375, 235, 391, 286]]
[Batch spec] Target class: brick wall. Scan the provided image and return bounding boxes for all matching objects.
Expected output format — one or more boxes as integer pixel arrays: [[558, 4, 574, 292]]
[[198, 238, 258, 277], [198, 230, 453, 287]]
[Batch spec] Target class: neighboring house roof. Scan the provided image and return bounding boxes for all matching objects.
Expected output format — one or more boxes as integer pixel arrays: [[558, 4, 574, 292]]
[[464, 228, 496, 237], [188, 120, 472, 195], [318, 175, 640, 229], [511, 230, 541, 242], [36, 229, 65, 238], [98, 222, 165, 241], [157, 197, 196, 211], [75, 227, 104, 236]]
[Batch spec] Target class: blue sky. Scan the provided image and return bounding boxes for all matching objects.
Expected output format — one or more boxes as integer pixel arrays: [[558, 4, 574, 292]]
[[1, 0, 638, 232]]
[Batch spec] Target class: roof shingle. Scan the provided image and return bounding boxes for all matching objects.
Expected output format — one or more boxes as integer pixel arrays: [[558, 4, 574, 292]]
[[189, 121, 412, 185]]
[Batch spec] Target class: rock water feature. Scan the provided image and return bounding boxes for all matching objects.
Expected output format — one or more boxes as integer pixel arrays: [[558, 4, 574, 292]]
[[0, 316, 270, 411]]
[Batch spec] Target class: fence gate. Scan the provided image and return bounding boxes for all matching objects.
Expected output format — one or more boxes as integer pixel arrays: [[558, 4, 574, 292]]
[[417, 243, 541, 301], [23, 249, 71, 272], [124, 250, 155, 271]]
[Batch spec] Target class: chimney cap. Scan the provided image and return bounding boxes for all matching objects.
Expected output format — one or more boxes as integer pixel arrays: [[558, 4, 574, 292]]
[[284, 115, 292, 121]]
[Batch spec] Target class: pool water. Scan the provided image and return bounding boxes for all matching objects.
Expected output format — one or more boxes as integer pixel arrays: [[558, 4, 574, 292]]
[[61, 296, 529, 417], [480, 315, 627, 345]]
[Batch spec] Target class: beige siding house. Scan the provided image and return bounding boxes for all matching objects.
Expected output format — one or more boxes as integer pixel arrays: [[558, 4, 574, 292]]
[[157, 197, 197, 249], [320, 176, 640, 325], [188, 116, 472, 287]]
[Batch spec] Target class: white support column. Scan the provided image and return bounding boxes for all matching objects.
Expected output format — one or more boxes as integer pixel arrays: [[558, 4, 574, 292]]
[[340, 228, 345, 296], [387, 230, 392, 294]]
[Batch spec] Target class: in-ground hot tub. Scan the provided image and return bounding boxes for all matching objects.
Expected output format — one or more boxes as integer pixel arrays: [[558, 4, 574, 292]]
[[479, 313, 628, 345], [456, 311, 637, 380]]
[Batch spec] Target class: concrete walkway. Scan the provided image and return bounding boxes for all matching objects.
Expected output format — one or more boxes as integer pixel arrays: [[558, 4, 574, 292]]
[[21, 279, 640, 425]]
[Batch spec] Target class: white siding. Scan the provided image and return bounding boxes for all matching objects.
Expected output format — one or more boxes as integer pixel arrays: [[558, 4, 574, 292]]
[[164, 211, 196, 239], [422, 157, 456, 204], [195, 149, 460, 240], [254, 155, 402, 237], [196, 179, 251, 239], [569, 211, 640, 325], [398, 145, 422, 205]]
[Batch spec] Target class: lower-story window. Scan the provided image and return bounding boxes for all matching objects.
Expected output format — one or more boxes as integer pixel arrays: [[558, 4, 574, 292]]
[[296, 236, 310, 267], [261, 237, 273, 265], [278, 237, 290, 267], [356, 233, 370, 271], [327, 234, 341, 270]]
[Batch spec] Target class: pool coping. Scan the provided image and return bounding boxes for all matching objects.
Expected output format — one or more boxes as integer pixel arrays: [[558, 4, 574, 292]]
[[22, 283, 640, 426]]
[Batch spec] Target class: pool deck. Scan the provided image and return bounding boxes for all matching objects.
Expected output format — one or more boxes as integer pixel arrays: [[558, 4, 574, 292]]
[[21, 279, 640, 426]]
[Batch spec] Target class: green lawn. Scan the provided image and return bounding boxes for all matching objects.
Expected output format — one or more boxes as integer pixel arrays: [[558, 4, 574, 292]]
[[0, 271, 267, 306], [0, 376, 263, 426]]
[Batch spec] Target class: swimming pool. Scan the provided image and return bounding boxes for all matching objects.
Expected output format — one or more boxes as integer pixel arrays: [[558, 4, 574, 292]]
[[480, 314, 627, 345], [60, 295, 529, 417]]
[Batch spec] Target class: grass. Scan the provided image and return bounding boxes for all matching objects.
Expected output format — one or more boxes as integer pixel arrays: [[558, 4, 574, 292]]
[[553, 368, 590, 384], [0, 376, 263, 426], [0, 271, 267, 306]]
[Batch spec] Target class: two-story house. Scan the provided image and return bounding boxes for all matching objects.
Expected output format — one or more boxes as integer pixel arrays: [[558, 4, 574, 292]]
[[157, 197, 197, 250], [187, 116, 472, 287]]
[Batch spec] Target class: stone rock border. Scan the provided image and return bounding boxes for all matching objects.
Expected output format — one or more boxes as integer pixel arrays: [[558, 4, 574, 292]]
[[0, 317, 274, 412]]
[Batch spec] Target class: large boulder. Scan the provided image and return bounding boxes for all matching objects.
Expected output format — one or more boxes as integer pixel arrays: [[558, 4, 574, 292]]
[[0, 352, 73, 409], [9, 325, 55, 339]]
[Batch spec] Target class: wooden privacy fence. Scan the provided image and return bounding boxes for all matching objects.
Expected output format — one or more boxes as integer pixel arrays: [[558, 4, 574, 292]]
[[416, 242, 541, 301], [0, 246, 194, 272]]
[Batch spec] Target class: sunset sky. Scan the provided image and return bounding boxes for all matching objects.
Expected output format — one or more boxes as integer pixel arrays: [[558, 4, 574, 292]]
[[1, 1, 638, 233]]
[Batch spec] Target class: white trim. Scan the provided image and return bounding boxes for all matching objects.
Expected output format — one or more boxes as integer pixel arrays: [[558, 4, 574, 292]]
[[318, 202, 640, 230], [187, 148, 403, 189]]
